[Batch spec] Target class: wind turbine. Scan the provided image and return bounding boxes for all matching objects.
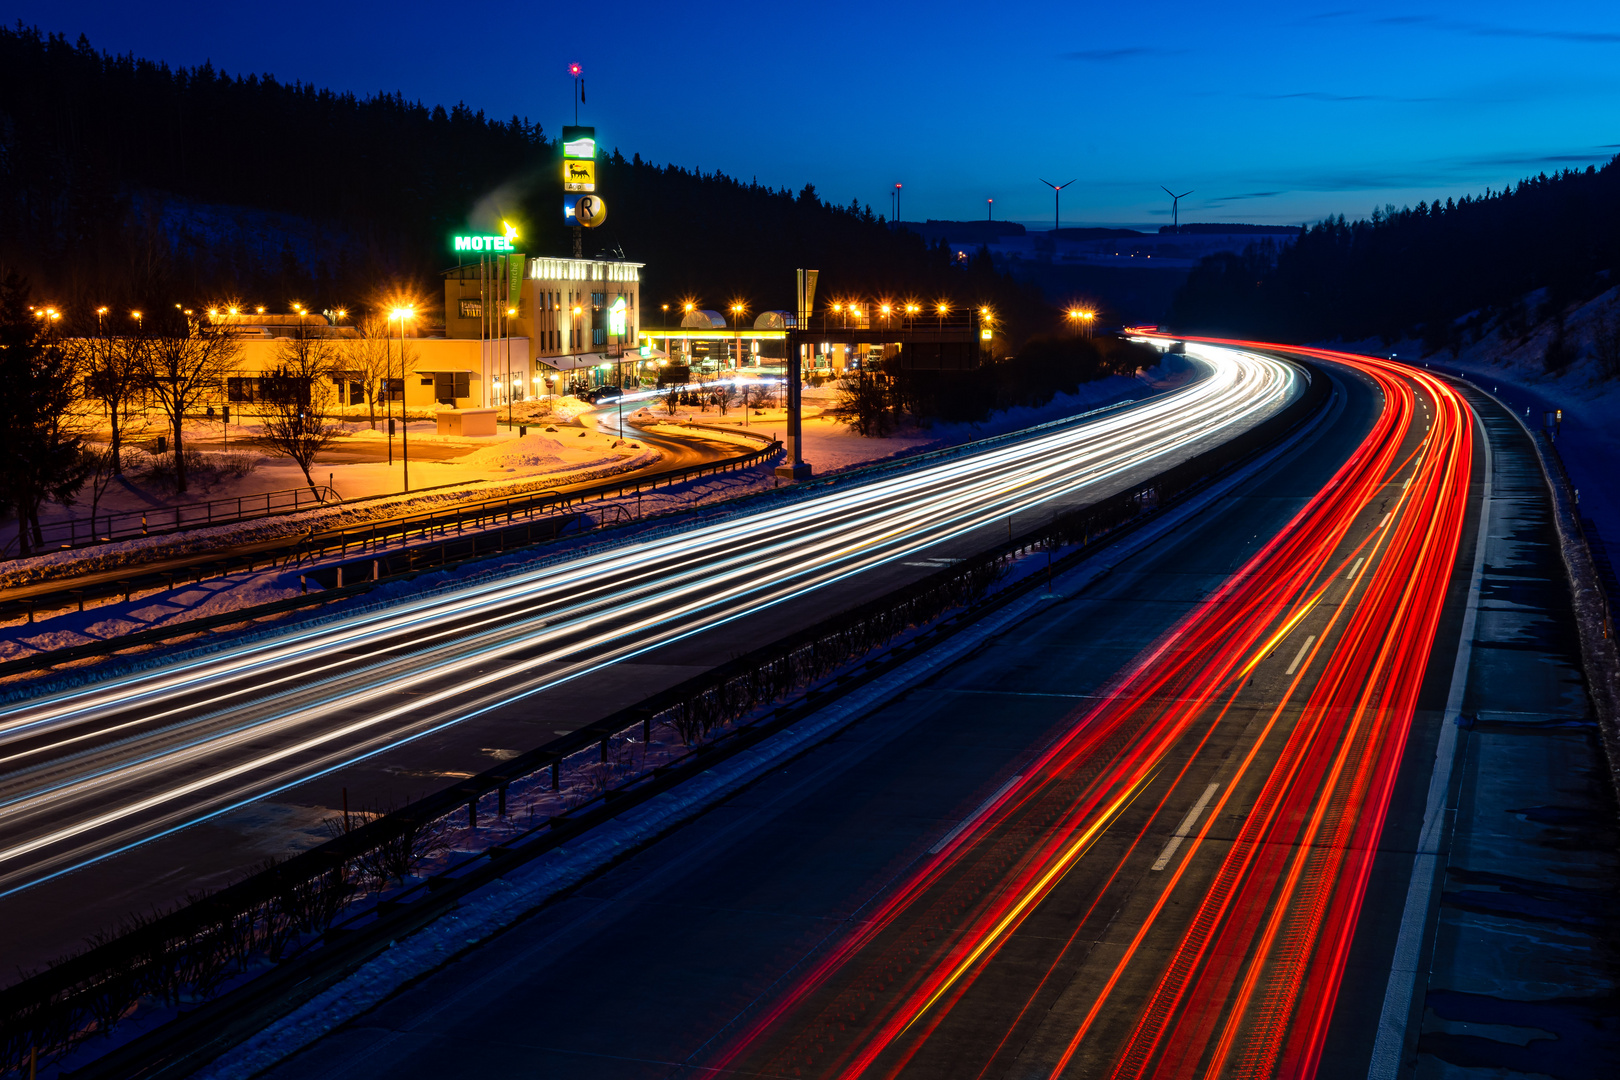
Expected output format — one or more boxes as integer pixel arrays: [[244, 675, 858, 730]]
[[1040, 178, 1077, 234], [1162, 186, 1193, 233]]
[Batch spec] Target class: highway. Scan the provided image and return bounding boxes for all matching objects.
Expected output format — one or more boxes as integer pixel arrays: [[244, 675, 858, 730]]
[[711, 345, 1472, 1078], [0, 346, 1292, 971], [247, 343, 1482, 1080]]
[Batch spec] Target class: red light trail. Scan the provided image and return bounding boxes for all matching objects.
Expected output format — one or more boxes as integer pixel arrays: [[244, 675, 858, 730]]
[[709, 341, 1475, 1079]]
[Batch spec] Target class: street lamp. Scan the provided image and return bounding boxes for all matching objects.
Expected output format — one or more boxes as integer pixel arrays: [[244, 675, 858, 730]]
[[130, 310, 143, 332], [1067, 307, 1084, 336], [95, 306, 108, 335], [506, 305, 518, 422], [730, 302, 746, 372], [391, 306, 415, 491]]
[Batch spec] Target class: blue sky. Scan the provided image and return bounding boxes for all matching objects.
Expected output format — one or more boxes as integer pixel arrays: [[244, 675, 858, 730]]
[[10, 1, 1619, 229]]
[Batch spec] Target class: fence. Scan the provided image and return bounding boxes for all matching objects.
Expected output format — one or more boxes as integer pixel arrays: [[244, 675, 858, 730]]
[[1, 486, 341, 560], [0, 358, 1328, 1079], [0, 438, 783, 628]]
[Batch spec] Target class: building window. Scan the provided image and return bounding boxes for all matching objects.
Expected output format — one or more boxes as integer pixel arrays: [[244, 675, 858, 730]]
[[429, 372, 471, 403], [594, 328, 605, 345]]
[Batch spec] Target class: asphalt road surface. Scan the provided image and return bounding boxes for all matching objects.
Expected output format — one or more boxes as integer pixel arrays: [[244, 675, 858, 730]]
[[0, 347, 1293, 976], [249, 346, 1485, 1079]]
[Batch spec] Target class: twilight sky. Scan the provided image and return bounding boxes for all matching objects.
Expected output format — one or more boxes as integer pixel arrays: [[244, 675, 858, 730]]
[[10, 1, 1619, 229]]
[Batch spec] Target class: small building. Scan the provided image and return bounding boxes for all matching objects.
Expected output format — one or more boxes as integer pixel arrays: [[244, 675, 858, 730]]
[[436, 408, 499, 437]]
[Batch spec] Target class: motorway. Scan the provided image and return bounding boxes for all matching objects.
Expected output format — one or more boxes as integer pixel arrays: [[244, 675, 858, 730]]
[[0, 346, 1292, 974], [249, 344, 1484, 1080]]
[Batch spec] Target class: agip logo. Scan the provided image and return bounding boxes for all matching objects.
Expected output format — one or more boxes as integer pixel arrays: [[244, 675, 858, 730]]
[[564, 159, 596, 192]]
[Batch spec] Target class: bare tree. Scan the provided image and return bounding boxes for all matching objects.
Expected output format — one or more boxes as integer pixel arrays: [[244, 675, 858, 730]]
[[344, 315, 395, 429], [744, 381, 773, 411], [80, 445, 122, 529], [146, 315, 240, 495], [255, 333, 342, 495], [68, 332, 148, 474], [836, 371, 895, 437]]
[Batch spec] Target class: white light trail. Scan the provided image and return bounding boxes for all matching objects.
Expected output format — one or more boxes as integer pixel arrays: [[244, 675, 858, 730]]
[[0, 346, 1294, 895]]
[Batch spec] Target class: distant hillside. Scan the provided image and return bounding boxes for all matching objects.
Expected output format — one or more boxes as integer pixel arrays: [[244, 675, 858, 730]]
[[0, 26, 1047, 337], [1052, 228, 1145, 241], [1169, 160, 1620, 343], [898, 220, 1027, 245], [1160, 223, 1300, 235]]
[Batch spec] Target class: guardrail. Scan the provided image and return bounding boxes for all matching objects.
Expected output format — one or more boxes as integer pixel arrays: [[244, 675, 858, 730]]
[[1, 486, 341, 560], [0, 439, 784, 629], [0, 359, 1329, 1080]]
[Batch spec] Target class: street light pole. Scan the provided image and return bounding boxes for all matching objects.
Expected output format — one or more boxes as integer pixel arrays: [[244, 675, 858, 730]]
[[392, 307, 414, 492]]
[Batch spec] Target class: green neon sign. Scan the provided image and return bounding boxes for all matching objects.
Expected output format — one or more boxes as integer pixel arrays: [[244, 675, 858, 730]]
[[452, 222, 520, 253], [452, 234, 517, 252]]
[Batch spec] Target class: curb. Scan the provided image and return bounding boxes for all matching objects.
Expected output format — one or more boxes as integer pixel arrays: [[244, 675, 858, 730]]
[[1448, 376, 1620, 811]]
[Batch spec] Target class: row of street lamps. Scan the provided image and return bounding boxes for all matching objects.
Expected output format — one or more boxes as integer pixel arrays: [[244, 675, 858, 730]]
[[1066, 307, 1098, 336]]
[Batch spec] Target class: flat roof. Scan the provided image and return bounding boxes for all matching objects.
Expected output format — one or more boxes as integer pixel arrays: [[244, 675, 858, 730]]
[[640, 328, 787, 341]]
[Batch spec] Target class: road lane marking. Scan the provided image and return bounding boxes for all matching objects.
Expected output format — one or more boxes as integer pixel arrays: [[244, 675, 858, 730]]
[[1152, 782, 1220, 871], [1369, 395, 1493, 1079], [1378, 512, 1392, 529], [1346, 556, 1365, 580], [930, 775, 1022, 854], [1285, 634, 1317, 676]]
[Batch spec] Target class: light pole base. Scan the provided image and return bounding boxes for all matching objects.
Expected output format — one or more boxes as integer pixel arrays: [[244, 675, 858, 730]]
[[774, 462, 813, 481]]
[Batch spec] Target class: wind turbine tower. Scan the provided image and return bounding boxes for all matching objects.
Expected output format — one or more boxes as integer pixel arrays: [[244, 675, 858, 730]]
[[1040, 178, 1078, 234], [1162, 186, 1194, 233]]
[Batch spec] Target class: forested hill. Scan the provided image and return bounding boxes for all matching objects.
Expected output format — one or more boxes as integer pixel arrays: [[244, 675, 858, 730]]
[[0, 25, 1043, 335], [1168, 157, 1620, 346]]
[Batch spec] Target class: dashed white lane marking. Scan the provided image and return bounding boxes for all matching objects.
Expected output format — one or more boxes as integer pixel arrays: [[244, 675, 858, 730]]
[[1285, 634, 1318, 676], [1152, 782, 1221, 871]]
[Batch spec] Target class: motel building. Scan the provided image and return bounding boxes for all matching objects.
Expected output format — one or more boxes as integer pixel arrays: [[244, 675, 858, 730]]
[[442, 253, 645, 403], [216, 254, 645, 412]]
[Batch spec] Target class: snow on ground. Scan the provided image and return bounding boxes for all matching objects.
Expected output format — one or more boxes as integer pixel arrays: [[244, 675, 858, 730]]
[[0, 370, 1183, 679], [1329, 283, 1620, 583], [28, 397, 605, 529], [0, 419, 656, 591]]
